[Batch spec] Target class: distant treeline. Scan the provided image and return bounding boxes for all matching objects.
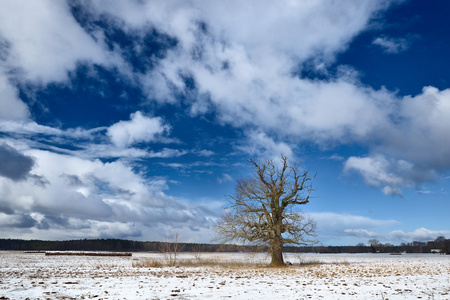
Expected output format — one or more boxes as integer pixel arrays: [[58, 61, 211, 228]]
[[290, 236, 450, 254], [0, 239, 254, 253], [289, 243, 450, 254], [0, 238, 449, 254]]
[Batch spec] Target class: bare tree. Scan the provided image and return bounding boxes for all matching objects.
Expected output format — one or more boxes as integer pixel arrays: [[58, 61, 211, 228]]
[[160, 233, 183, 266], [215, 155, 317, 266]]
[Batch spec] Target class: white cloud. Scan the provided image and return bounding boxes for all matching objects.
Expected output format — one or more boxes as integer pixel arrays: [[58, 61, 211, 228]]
[[388, 87, 450, 170], [327, 154, 345, 161], [0, 0, 112, 83], [147, 148, 188, 158], [0, 119, 104, 139], [344, 227, 450, 244], [197, 149, 214, 157], [0, 74, 29, 120], [107, 111, 170, 148], [0, 118, 184, 160], [311, 212, 450, 244], [343, 86, 450, 195], [187, 63, 394, 145], [82, 0, 395, 144], [311, 212, 399, 230], [343, 228, 378, 239], [76, 145, 187, 160], [388, 228, 450, 243], [372, 36, 410, 53], [76, 145, 153, 160], [217, 173, 233, 184], [95, 0, 450, 196], [237, 131, 295, 161], [195, 0, 388, 63], [0, 1, 407, 182], [0, 148, 214, 240], [76, 0, 450, 197], [147, 24, 395, 148], [344, 155, 412, 196]]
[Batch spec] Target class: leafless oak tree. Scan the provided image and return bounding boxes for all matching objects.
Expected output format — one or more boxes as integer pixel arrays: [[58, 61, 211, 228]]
[[215, 155, 317, 266]]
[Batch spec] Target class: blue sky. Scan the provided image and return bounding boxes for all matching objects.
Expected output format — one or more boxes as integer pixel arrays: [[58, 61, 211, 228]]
[[1, 0, 449, 246]]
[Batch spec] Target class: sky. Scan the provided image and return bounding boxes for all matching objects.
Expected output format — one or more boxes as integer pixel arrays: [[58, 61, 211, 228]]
[[1, 0, 450, 246]]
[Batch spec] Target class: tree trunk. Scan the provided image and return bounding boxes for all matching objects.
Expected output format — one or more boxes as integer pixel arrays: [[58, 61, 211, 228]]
[[270, 237, 285, 267], [270, 247, 284, 266], [269, 210, 285, 267]]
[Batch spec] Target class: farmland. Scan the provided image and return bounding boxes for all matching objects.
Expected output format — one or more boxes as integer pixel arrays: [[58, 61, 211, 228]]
[[1, 251, 449, 299]]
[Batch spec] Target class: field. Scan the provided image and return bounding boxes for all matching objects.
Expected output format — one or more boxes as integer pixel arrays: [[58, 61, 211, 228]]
[[1, 251, 449, 299]]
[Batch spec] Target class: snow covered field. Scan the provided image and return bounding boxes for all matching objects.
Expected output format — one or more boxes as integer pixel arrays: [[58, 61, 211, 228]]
[[1, 251, 449, 299]]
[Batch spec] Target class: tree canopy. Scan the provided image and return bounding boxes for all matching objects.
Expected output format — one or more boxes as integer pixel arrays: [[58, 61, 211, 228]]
[[215, 155, 317, 266]]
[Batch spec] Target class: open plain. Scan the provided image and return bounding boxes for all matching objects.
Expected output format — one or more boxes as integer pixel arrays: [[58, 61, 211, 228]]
[[1, 251, 449, 299]]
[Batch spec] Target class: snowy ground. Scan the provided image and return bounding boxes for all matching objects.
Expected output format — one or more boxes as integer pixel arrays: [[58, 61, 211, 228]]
[[1, 251, 449, 299]]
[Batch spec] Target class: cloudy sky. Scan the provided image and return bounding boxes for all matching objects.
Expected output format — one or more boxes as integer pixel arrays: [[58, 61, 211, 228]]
[[1, 0, 449, 246]]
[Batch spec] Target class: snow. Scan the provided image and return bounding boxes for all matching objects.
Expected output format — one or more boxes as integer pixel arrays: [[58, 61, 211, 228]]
[[1, 251, 449, 299]]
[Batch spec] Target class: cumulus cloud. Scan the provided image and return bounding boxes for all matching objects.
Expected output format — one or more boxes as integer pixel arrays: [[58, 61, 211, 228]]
[[35, 0, 445, 196], [0, 212, 36, 228], [344, 155, 416, 196], [82, 0, 395, 143], [0, 148, 215, 241], [344, 86, 450, 195], [106, 0, 387, 64], [0, 1, 411, 191], [0, 143, 34, 181], [107, 111, 170, 148], [141, 21, 395, 148], [70, 0, 450, 196], [387, 87, 450, 170], [91, 0, 450, 197], [0, 0, 111, 83]]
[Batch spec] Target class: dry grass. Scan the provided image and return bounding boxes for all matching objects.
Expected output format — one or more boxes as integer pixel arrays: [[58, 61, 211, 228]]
[[45, 251, 132, 256], [296, 259, 325, 267], [132, 257, 267, 269], [130, 255, 345, 270]]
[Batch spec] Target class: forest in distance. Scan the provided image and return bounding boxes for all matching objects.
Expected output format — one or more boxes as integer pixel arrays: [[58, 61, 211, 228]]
[[0, 237, 449, 254]]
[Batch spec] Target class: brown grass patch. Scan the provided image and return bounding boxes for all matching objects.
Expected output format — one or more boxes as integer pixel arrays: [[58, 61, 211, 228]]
[[131, 256, 347, 270], [45, 251, 132, 256], [132, 256, 272, 269]]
